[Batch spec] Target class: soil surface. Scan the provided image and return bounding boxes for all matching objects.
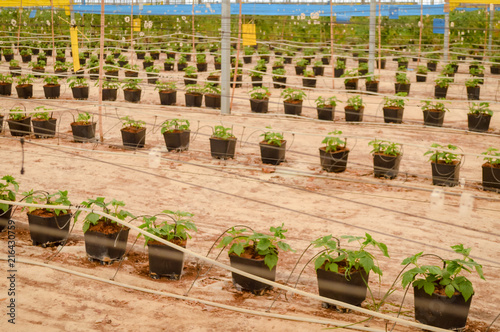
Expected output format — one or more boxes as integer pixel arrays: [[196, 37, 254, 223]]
[[0, 49, 499, 332]]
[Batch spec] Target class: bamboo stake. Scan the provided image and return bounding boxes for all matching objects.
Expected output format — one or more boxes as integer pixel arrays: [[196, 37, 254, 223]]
[[130, 1, 134, 66], [417, 0, 423, 68], [378, 0, 381, 76], [98, 0, 105, 143], [51, 0, 56, 65], [230, 0, 243, 110], [192, 1, 195, 57], [17, 0, 22, 55], [330, 0, 335, 89], [483, 4, 488, 58]]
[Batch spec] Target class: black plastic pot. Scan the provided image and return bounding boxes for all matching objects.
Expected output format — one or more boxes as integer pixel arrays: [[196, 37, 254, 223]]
[[427, 62, 437, 72], [209, 137, 237, 159], [163, 130, 190, 152], [102, 88, 117, 101], [251, 76, 263, 88], [345, 106, 364, 122], [376, 59, 386, 69], [316, 267, 369, 307], [434, 86, 448, 99], [16, 84, 33, 99], [7, 117, 31, 136], [21, 55, 32, 63], [142, 61, 153, 70], [159, 90, 177, 105], [294, 66, 305, 76], [365, 81, 378, 93], [3, 53, 14, 62], [302, 77, 316, 88], [105, 70, 119, 81], [334, 68, 345, 78], [466, 86, 480, 100], [89, 69, 99, 81], [229, 254, 276, 294], [260, 140, 286, 165], [319, 148, 349, 173], [397, 61, 409, 69], [416, 74, 427, 82], [123, 89, 141, 103], [32, 118, 57, 138], [205, 94, 221, 109], [185, 93, 203, 107], [27, 212, 71, 247], [482, 163, 500, 191], [196, 63, 207, 72], [250, 99, 268, 113], [383, 107, 404, 124], [150, 52, 160, 60], [317, 106, 335, 121], [345, 79, 358, 91], [148, 242, 185, 280], [373, 153, 401, 179], [0, 83, 12, 96], [423, 110, 445, 127], [413, 286, 471, 330], [43, 84, 60, 99], [284, 101, 302, 116], [10, 66, 22, 77], [321, 57, 330, 65], [125, 71, 138, 78], [491, 65, 500, 74], [71, 86, 89, 100], [184, 76, 197, 86], [178, 63, 187, 72], [0, 205, 13, 232], [84, 227, 130, 263], [467, 113, 491, 132], [272, 77, 286, 89], [32, 68, 45, 78], [243, 55, 252, 64], [230, 75, 242, 88], [0, 115, 3, 133], [121, 127, 146, 149], [431, 161, 460, 187], [395, 83, 411, 95], [313, 66, 324, 76], [71, 122, 96, 143]]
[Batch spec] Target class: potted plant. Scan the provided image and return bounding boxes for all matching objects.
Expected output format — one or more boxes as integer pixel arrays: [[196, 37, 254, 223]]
[[99, 78, 121, 101], [20, 48, 32, 63], [104, 64, 119, 80], [272, 57, 284, 71], [164, 57, 175, 71], [242, 46, 253, 64], [295, 58, 308, 75], [145, 65, 160, 84], [206, 71, 220, 86], [138, 211, 197, 280], [382, 92, 406, 124], [441, 63, 456, 78], [7, 107, 31, 136], [31, 106, 57, 138], [369, 139, 402, 179], [177, 55, 188, 72], [42, 75, 60, 99], [203, 82, 221, 109], [155, 81, 177, 106], [122, 78, 142, 103], [470, 65, 484, 84], [70, 112, 96, 142], [117, 54, 128, 67], [421, 100, 449, 127], [210, 125, 237, 159], [3, 48, 14, 62], [465, 78, 481, 100], [365, 73, 379, 93], [213, 55, 221, 70], [184, 84, 203, 107], [400, 245, 484, 329], [334, 59, 345, 78], [259, 126, 286, 165], [0, 74, 13, 96], [281, 88, 306, 116], [67, 76, 89, 100], [315, 96, 340, 121], [434, 77, 453, 99], [123, 63, 139, 78], [416, 65, 428, 82], [272, 68, 286, 89], [467, 102, 492, 132], [15, 74, 34, 99], [395, 67, 411, 95], [0, 175, 19, 231], [87, 55, 100, 80], [302, 70, 316, 88], [312, 233, 389, 307], [29, 60, 46, 78], [183, 66, 198, 86], [424, 143, 461, 186], [142, 55, 154, 70], [250, 61, 266, 87], [481, 147, 500, 191], [344, 95, 364, 122], [319, 130, 349, 173], [23, 190, 72, 247], [357, 62, 369, 76], [376, 53, 386, 69], [259, 46, 271, 63], [230, 68, 243, 88], [312, 60, 324, 76], [248, 86, 271, 113], [217, 224, 293, 294], [397, 56, 409, 69], [161, 119, 190, 152], [150, 49, 160, 60], [77, 197, 134, 264], [426, 53, 439, 72], [195, 53, 207, 72], [341, 69, 358, 91]]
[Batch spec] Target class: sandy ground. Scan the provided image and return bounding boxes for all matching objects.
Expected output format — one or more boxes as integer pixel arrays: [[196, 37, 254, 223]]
[[0, 50, 499, 331]]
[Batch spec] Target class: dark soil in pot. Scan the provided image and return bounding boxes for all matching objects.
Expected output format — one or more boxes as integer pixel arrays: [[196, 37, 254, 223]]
[[229, 252, 276, 294], [84, 220, 130, 264], [210, 137, 237, 159], [148, 239, 186, 280], [121, 126, 146, 149], [163, 130, 190, 152], [27, 209, 71, 247], [260, 140, 286, 165], [32, 118, 57, 138], [345, 106, 364, 122], [383, 107, 404, 124], [317, 106, 335, 121], [319, 147, 349, 173], [70, 122, 96, 142], [43, 84, 60, 99], [373, 153, 401, 179], [8, 117, 31, 136], [159, 90, 176, 105], [431, 160, 460, 187]]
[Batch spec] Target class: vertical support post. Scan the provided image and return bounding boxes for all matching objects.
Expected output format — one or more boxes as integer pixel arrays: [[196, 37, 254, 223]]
[[483, 4, 489, 57], [444, 13, 449, 62], [368, 0, 376, 73], [17, 0, 22, 54], [221, 0, 231, 115], [51, 0, 56, 65], [329, 0, 335, 89], [230, 0, 242, 110], [417, 0, 423, 68], [192, 1, 195, 56], [98, 0, 105, 142], [488, 4, 494, 53], [377, 0, 382, 76]]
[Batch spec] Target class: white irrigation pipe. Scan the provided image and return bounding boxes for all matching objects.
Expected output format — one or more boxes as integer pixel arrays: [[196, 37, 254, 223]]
[[0, 199, 449, 332], [0, 256, 381, 332]]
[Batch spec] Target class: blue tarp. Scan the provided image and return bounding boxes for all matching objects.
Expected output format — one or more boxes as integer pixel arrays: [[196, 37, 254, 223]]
[[433, 18, 445, 34], [389, 6, 399, 20]]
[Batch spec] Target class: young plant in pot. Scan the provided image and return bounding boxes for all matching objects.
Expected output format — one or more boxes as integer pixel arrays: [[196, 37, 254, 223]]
[[67, 76, 89, 100], [122, 78, 142, 103], [334, 58, 345, 78], [426, 53, 439, 72], [395, 67, 411, 95], [120, 116, 146, 149], [183, 65, 198, 86], [99, 78, 121, 101], [469, 65, 484, 84], [272, 68, 287, 89], [138, 211, 197, 280], [217, 224, 294, 294], [259, 126, 286, 165], [272, 57, 285, 71], [23, 190, 72, 247], [315, 96, 340, 121], [243, 46, 253, 64], [161, 118, 190, 152], [15, 74, 35, 99], [312, 60, 324, 76], [29, 60, 46, 78], [31, 106, 57, 138], [184, 84, 203, 107], [248, 86, 271, 113], [434, 77, 453, 99], [207, 71, 220, 86], [142, 55, 154, 69], [230, 68, 243, 88], [43, 75, 60, 99], [281, 87, 306, 116], [344, 95, 364, 122], [117, 54, 128, 67], [365, 73, 379, 93], [203, 82, 221, 109], [145, 65, 161, 84], [465, 78, 481, 101], [210, 125, 237, 159], [368, 139, 402, 179], [0, 175, 19, 231], [0, 74, 14, 96], [177, 55, 188, 72], [382, 92, 406, 124], [77, 197, 134, 264], [70, 112, 96, 142], [319, 130, 349, 173], [302, 70, 316, 88], [295, 58, 308, 75], [341, 69, 359, 91], [424, 143, 461, 187], [163, 57, 175, 71], [400, 245, 484, 330], [467, 102, 492, 132], [357, 62, 369, 76], [155, 81, 177, 106], [7, 107, 31, 136], [87, 55, 100, 80], [20, 48, 32, 63], [123, 63, 139, 78], [311, 233, 389, 308], [3, 47, 14, 62], [9, 59, 21, 77], [196, 53, 208, 72], [421, 99, 449, 127], [481, 147, 500, 191], [441, 63, 456, 78], [416, 65, 428, 82]]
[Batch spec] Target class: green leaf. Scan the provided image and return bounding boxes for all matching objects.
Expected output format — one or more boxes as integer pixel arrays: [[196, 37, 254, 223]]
[[445, 284, 455, 298], [82, 222, 90, 233], [231, 243, 244, 256], [423, 281, 435, 296], [264, 253, 278, 270], [314, 255, 327, 270], [256, 238, 271, 252]]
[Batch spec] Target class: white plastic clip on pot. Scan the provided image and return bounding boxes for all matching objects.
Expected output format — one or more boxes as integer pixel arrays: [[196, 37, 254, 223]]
[[459, 192, 474, 220], [460, 177, 466, 188], [430, 188, 445, 213], [148, 147, 162, 169]]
